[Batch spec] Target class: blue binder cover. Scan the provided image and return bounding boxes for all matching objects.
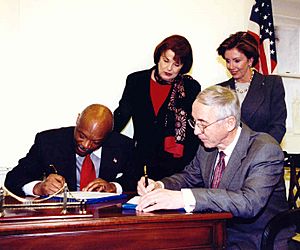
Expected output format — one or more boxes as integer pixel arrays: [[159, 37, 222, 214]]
[[122, 203, 137, 210], [44, 191, 127, 204], [121, 195, 140, 210]]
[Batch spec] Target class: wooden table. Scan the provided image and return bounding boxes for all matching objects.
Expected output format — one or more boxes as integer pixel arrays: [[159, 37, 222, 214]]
[[0, 195, 232, 250]]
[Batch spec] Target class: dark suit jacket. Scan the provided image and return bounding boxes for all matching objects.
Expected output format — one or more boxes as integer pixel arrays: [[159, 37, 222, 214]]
[[219, 71, 287, 143], [5, 127, 136, 196], [161, 124, 292, 249], [113, 67, 201, 180]]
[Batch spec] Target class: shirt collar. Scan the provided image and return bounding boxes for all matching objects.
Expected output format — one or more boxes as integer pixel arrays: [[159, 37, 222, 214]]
[[221, 126, 242, 158], [92, 146, 102, 158], [76, 146, 102, 159]]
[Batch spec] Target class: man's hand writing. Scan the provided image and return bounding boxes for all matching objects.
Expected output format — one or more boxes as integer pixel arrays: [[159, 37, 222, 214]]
[[136, 189, 184, 212], [82, 178, 117, 193], [33, 174, 65, 196], [137, 177, 162, 195]]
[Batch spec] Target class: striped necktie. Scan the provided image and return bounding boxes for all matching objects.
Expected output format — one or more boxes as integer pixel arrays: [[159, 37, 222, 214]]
[[211, 151, 226, 188]]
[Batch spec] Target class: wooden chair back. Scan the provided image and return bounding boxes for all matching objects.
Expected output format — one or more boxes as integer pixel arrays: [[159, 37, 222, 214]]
[[284, 152, 300, 209]]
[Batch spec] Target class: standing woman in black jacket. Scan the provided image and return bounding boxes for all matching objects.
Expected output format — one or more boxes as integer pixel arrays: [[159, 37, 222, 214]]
[[217, 31, 287, 143], [114, 35, 201, 181]]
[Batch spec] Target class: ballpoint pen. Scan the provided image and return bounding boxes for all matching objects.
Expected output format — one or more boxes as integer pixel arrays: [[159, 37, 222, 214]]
[[42, 164, 58, 181], [144, 165, 148, 187], [49, 164, 58, 174]]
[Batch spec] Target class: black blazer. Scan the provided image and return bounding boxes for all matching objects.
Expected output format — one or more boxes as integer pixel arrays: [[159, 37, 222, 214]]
[[113, 68, 201, 180], [219, 71, 287, 143], [5, 127, 136, 196]]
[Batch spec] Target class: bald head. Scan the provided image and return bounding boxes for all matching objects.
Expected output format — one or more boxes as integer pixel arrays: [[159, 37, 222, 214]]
[[78, 104, 113, 132], [74, 104, 113, 156]]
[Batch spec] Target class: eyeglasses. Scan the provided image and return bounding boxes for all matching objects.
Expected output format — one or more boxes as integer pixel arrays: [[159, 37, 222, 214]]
[[188, 117, 227, 134]]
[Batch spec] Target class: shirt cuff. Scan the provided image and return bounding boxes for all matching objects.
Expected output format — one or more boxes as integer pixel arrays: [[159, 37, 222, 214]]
[[22, 181, 41, 196], [111, 182, 122, 194], [156, 181, 164, 189], [181, 188, 196, 213]]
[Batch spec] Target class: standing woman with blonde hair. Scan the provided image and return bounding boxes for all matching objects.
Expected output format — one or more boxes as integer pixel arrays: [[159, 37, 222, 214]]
[[217, 31, 287, 143]]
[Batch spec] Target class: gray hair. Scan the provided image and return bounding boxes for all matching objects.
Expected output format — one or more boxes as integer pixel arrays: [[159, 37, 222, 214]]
[[195, 85, 241, 127]]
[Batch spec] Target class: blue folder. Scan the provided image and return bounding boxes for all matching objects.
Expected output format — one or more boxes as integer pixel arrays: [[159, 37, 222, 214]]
[[43, 192, 127, 205], [122, 203, 137, 210]]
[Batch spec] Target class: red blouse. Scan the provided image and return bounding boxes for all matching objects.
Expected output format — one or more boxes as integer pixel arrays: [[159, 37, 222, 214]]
[[150, 78, 171, 116]]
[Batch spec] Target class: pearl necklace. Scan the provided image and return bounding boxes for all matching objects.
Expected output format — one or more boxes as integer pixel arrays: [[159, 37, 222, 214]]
[[235, 86, 249, 94], [235, 69, 254, 94]]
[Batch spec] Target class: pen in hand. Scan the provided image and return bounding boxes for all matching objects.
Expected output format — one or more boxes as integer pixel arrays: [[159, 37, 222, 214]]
[[43, 164, 58, 181], [49, 164, 58, 174], [48, 164, 65, 190], [144, 165, 148, 187]]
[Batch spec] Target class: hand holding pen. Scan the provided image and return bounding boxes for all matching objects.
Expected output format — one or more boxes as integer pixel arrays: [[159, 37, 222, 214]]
[[137, 166, 156, 195], [33, 164, 65, 196], [137, 177, 159, 196]]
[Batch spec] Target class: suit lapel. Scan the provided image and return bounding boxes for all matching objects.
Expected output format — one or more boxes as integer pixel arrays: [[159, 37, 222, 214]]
[[64, 151, 77, 190], [99, 140, 121, 180], [61, 133, 77, 190], [241, 72, 265, 124], [221, 73, 266, 126], [201, 148, 218, 188], [144, 70, 157, 119], [218, 124, 250, 188]]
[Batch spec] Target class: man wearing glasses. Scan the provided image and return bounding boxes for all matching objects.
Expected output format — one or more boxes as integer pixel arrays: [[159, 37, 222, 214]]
[[136, 86, 293, 249]]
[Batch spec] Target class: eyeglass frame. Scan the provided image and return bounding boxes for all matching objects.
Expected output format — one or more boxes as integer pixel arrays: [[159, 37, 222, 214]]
[[188, 117, 228, 133]]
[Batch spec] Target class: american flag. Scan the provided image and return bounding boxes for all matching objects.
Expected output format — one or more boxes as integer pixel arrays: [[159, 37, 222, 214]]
[[248, 0, 277, 74]]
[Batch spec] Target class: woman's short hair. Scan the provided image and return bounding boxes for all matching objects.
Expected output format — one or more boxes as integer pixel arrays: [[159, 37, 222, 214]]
[[195, 85, 241, 128], [217, 31, 259, 67], [154, 35, 193, 74]]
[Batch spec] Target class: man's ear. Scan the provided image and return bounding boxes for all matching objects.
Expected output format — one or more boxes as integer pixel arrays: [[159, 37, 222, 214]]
[[226, 116, 236, 131]]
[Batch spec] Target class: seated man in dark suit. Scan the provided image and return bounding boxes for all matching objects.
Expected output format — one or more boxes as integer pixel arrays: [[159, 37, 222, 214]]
[[136, 86, 294, 249], [5, 104, 136, 196]]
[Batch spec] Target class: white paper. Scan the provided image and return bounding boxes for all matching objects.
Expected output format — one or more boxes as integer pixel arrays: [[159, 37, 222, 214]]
[[126, 196, 140, 205]]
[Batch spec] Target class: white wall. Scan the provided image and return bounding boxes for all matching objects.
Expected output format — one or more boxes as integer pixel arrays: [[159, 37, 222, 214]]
[[273, 0, 300, 153], [0, 0, 254, 173]]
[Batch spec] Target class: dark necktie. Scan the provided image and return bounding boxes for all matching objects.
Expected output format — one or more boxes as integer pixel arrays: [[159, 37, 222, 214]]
[[80, 154, 96, 190], [211, 151, 226, 188]]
